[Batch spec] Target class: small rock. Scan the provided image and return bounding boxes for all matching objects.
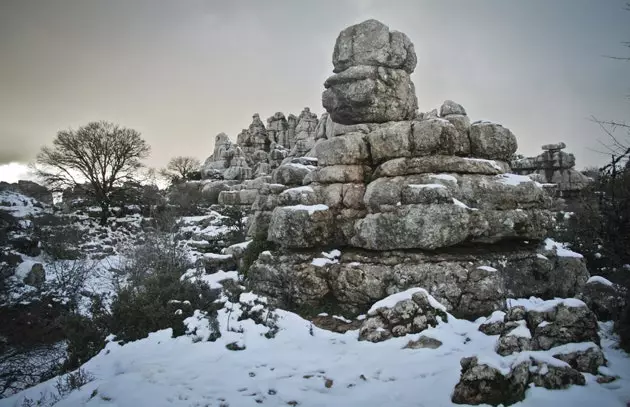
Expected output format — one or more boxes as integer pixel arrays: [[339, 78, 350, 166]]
[[403, 335, 443, 349]]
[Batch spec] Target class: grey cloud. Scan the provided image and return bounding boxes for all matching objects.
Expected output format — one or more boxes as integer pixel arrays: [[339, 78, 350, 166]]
[[0, 0, 628, 169]]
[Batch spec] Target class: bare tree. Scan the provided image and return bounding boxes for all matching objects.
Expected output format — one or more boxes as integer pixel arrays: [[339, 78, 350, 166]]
[[161, 156, 201, 184], [35, 121, 150, 225]]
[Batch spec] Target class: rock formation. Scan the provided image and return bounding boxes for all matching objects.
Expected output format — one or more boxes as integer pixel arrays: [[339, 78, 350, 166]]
[[511, 142, 591, 196], [322, 19, 418, 124], [248, 19, 589, 319], [201, 110, 319, 182]]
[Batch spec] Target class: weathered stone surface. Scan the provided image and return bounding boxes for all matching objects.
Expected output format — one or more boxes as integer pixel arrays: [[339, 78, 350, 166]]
[[323, 66, 418, 124], [411, 119, 470, 156], [373, 156, 510, 178], [577, 277, 627, 321], [358, 289, 447, 342], [511, 143, 591, 194], [272, 162, 316, 186], [217, 189, 258, 206], [528, 361, 585, 389], [310, 165, 370, 184], [553, 346, 606, 375], [332, 19, 417, 74], [351, 204, 471, 250], [400, 184, 452, 205], [495, 322, 532, 356], [452, 355, 585, 406], [363, 173, 549, 213], [403, 335, 443, 349], [439, 100, 466, 117], [451, 357, 528, 406], [203, 254, 237, 274], [249, 244, 587, 319], [528, 301, 600, 350], [201, 181, 235, 204], [277, 186, 320, 206], [469, 122, 517, 161], [315, 133, 370, 165], [542, 142, 567, 151], [365, 121, 412, 164], [267, 205, 334, 248]]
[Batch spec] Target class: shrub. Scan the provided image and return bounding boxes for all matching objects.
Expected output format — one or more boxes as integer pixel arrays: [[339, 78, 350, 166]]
[[32, 214, 84, 260], [61, 296, 111, 372], [109, 234, 220, 342], [215, 205, 248, 244]]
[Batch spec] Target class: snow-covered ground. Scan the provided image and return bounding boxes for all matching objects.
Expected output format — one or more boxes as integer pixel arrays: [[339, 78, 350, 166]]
[[3, 190, 630, 407], [2, 292, 629, 407]]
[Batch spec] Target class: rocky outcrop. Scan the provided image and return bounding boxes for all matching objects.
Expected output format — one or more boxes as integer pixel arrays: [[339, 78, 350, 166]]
[[452, 355, 586, 406], [511, 142, 591, 195], [577, 276, 627, 321], [248, 19, 589, 320], [358, 288, 448, 342], [201, 110, 318, 182], [458, 300, 607, 406], [322, 20, 418, 124]]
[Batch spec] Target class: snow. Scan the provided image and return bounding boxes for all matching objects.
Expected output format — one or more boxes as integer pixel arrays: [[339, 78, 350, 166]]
[[407, 183, 446, 190], [548, 342, 600, 355], [429, 174, 458, 184], [477, 265, 498, 272], [544, 238, 584, 258], [0, 190, 48, 218], [332, 315, 353, 324], [322, 250, 341, 259], [483, 310, 506, 324], [587, 276, 614, 287], [536, 254, 549, 260], [526, 298, 587, 312], [463, 157, 503, 171], [368, 288, 447, 315], [496, 173, 542, 187], [239, 292, 267, 306], [506, 320, 532, 338], [186, 270, 239, 289], [284, 204, 329, 215], [280, 186, 314, 195], [452, 198, 477, 210], [311, 257, 336, 267], [3, 302, 629, 407], [203, 253, 233, 260], [285, 163, 317, 171]]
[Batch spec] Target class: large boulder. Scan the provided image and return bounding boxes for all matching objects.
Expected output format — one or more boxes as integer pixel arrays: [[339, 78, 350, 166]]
[[577, 276, 627, 321], [351, 203, 471, 250], [332, 19, 416, 74], [267, 205, 335, 248], [469, 122, 517, 161], [322, 65, 418, 124], [272, 162, 316, 186]]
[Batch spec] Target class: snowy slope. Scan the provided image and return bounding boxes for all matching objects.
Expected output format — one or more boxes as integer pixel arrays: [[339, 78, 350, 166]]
[[2, 296, 629, 407]]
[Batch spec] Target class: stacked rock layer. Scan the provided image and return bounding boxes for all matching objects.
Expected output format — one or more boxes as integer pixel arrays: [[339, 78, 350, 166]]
[[248, 19, 589, 318]]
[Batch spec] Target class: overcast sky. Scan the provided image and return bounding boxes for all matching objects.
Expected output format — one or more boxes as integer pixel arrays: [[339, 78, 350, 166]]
[[1, 0, 629, 181]]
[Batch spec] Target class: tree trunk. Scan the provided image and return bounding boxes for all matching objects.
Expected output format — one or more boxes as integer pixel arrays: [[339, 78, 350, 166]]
[[99, 202, 110, 226]]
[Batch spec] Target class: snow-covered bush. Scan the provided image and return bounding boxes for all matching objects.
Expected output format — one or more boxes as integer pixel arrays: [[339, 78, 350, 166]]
[[109, 234, 221, 342]]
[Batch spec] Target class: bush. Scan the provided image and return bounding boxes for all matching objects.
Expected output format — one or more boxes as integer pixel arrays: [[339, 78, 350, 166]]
[[109, 234, 220, 342], [215, 205, 248, 244], [32, 214, 84, 260], [61, 296, 111, 372]]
